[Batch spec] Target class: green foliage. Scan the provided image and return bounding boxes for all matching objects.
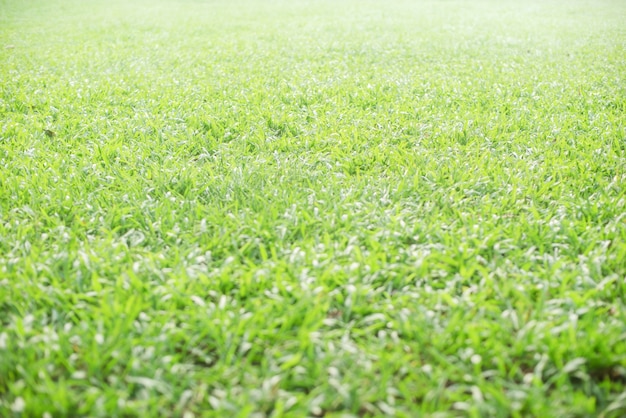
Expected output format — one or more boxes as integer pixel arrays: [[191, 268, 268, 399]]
[[1, 0, 625, 416]]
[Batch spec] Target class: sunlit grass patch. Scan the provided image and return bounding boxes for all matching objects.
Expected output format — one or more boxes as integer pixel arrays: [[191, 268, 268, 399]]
[[1, 0, 625, 416]]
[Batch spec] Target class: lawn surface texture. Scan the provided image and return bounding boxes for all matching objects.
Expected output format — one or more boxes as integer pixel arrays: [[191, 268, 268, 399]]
[[1, 0, 626, 416]]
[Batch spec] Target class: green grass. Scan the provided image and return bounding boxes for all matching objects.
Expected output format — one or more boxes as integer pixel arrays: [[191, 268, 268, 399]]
[[1, 0, 625, 416]]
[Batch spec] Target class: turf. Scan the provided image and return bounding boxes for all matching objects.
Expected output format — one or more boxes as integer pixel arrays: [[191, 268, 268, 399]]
[[1, 0, 625, 416]]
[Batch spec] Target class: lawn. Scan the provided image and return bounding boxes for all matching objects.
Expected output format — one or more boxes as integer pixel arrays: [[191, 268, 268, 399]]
[[1, 0, 625, 416]]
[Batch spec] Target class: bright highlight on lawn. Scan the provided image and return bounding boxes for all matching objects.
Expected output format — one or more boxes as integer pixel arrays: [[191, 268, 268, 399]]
[[1, 0, 625, 416]]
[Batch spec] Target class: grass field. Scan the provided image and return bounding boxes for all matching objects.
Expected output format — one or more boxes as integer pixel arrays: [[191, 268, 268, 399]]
[[1, 0, 626, 416]]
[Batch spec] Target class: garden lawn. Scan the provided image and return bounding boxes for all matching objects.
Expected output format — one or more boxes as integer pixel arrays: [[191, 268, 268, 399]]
[[1, 0, 626, 416]]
